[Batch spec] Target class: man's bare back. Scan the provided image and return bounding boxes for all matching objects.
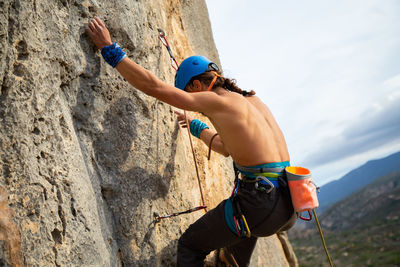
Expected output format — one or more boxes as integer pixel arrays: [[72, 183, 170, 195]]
[[198, 88, 290, 166]]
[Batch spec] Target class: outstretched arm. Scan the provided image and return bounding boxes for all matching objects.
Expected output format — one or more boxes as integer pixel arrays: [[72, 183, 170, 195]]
[[85, 18, 224, 114], [114, 59, 199, 111]]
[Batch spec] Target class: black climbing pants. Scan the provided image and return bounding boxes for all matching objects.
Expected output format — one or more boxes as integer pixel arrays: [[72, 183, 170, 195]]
[[177, 182, 297, 267]]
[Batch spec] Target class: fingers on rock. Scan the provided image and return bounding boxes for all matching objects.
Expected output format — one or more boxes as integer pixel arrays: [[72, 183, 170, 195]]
[[95, 17, 106, 27]]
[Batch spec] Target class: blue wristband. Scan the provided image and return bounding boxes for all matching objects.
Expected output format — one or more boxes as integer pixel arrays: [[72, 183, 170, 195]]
[[101, 43, 127, 68], [189, 119, 209, 139]]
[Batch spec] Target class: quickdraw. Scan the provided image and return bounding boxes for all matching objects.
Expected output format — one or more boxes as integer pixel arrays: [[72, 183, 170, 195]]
[[154, 29, 207, 223], [158, 29, 179, 71], [153, 205, 207, 223]]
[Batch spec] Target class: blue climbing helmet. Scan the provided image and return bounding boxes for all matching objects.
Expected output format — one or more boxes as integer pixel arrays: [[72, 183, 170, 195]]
[[174, 55, 220, 90]]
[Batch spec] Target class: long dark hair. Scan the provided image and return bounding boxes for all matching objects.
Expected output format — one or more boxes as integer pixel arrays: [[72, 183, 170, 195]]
[[187, 71, 256, 96]]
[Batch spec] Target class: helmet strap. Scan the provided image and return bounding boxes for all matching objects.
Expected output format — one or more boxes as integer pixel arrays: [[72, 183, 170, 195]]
[[207, 71, 221, 91]]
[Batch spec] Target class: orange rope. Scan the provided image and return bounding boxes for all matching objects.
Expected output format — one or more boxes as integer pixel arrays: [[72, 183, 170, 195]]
[[184, 110, 207, 213]]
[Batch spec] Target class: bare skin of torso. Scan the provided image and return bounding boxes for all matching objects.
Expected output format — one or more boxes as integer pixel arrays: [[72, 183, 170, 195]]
[[175, 88, 290, 166], [86, 18, 290, 166]]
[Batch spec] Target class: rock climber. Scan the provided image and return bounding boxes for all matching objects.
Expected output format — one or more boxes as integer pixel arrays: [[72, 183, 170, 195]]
[[86, 17, 297, 267]]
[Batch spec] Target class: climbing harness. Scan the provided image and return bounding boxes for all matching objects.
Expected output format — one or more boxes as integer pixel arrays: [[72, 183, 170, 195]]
[[224, 165, 253, 238], [225, 180, 252, 238], [234, 163, 333, 266], [228, 162, 290, 238], [154, 29, 207, 223]]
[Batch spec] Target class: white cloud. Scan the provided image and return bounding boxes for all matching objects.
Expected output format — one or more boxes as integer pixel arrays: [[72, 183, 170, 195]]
[[301, 96, 400, 167], [311, 139, 400, 186], [383, 73, 400, 90]]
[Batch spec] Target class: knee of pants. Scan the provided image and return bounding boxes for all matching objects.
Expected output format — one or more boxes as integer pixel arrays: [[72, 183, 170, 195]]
[[177, 234, 208, 267]]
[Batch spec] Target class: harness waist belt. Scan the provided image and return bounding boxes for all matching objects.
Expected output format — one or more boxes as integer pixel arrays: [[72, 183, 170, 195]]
[[234, 161, 291, 188], [234, 164, 285, 174], [241, 175, 280, 188]]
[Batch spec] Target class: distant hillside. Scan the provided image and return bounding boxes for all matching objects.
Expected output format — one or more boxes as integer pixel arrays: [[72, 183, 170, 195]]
[[289, 172, 400, 267], [320, 171, 400, 230], [318, 151, 400, 213]]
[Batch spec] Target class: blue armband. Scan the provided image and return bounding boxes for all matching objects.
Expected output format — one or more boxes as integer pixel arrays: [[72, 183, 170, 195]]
[[101, 43, 127, 68], [189, 119, 209, 139]]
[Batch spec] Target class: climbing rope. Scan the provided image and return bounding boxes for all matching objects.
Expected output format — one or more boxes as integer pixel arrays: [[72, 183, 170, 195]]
[[312, 209, 334, 267], [184, 112, 208, 212], [154, 29, 207, 222]]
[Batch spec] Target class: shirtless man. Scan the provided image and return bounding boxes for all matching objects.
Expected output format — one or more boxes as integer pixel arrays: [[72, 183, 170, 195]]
[[86, 17, 296, 267]]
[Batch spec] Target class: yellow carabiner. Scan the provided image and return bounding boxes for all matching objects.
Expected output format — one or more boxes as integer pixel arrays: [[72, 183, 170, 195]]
[[241, 215, 251, 238]]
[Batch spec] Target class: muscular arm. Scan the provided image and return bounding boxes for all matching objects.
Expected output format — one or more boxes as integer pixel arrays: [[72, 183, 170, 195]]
[[86, 17, 225, 114], [115, 58, 200, 111]]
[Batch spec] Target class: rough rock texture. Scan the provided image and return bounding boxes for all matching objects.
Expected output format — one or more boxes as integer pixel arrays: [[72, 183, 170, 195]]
[[0, 0, 297, 266]]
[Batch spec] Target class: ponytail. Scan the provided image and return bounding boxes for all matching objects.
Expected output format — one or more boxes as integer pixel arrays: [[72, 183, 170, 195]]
[[187, 71, 256, 96], [222, 78, 255, 96]]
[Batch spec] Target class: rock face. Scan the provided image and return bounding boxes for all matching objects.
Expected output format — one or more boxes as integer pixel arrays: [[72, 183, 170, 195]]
[[0, 0, 297, 266]]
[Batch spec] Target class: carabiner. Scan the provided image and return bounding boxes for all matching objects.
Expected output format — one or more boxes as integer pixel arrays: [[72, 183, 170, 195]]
[[157, 28, 169, 47], [299, 210, 313, 221], [255, 176, 275, 194], [241, 214, 251, 238], [157, 28, 166, 37]]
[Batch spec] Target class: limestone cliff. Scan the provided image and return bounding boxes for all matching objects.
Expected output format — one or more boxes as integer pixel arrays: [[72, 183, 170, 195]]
[[0, 0, 296, 266]]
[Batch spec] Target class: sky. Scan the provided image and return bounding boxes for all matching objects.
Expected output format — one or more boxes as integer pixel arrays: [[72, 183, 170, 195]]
[[204, 0, 400, 185]]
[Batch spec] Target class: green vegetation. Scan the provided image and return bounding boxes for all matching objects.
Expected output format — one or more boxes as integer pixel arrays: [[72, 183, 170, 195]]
[[291, 216, 400, 266]]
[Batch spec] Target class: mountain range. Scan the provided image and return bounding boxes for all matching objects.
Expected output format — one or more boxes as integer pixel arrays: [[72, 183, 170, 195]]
[[317, 151, 400, 213]]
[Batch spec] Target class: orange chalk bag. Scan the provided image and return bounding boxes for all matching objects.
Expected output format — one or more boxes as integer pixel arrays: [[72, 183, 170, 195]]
[[285, 166, 319, 220]]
